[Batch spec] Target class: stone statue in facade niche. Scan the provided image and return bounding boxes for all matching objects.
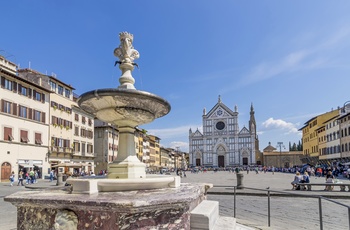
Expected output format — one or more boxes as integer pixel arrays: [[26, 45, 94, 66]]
[[114, 31, 140, 64]]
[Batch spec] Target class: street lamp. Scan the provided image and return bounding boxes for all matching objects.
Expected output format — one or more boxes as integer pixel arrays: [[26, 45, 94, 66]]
[[276, 142, 285, 168]]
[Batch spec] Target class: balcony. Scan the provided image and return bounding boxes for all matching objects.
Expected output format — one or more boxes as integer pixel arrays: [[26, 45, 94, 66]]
[[50, 146, 73, 154]]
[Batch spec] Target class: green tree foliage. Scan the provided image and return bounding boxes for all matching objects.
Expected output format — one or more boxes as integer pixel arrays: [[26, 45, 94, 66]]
[[289, 140, 303, 151]]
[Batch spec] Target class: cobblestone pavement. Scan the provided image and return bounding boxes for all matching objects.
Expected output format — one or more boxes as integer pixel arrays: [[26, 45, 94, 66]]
[[181, 171, 350, 230], [2, 172, 350, 230]]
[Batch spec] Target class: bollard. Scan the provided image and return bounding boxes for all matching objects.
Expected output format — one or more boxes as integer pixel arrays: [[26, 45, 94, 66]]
[[236, 172, 244, 189], [56, 173, 63, 186]]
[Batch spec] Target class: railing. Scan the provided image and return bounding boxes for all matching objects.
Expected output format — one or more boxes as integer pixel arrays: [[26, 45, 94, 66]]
[[211, 185, 350, 230]]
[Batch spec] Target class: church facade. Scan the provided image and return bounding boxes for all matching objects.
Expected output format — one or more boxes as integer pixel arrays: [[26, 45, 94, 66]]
[[189, 96, 259, 167]]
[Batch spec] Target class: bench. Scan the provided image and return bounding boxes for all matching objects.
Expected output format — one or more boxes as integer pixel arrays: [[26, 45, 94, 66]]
[[296, 182, 350, 191]]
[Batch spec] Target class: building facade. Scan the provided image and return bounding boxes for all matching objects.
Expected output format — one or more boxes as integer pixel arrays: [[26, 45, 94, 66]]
[[1, 58, 51, 180], [94, 120, 118, 174], [189, 96, 259, 167], [300, 109, 340, 165], [262, 142, 303, 168]]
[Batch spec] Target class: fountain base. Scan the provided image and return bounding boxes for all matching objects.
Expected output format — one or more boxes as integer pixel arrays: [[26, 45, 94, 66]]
[[5, 183, 212, 230], [67, 175, 181, 194], [107, 156, 146, 179]]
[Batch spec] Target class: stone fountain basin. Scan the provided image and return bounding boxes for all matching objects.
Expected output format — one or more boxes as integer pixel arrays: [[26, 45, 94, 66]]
[[77, 88, 171, 127], [67, 175, 181, 194]]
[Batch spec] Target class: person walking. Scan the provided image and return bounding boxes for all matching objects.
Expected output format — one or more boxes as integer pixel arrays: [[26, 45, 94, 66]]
[[49, 170, 54, 182], [17, 171, 24, 186], [9, 171, 15, 186]]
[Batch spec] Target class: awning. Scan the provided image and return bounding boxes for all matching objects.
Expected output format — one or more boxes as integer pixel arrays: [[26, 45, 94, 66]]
[[19, 164, 33, 168], [33, 164, 42, 167], [52, 163, 89, 168]]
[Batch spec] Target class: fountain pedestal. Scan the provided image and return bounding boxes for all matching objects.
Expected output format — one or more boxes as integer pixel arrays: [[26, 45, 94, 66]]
[[5, 183, 211, 230]]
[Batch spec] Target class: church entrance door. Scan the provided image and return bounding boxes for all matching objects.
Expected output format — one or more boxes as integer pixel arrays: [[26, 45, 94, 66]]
[[243, 157, 248, 165], [218, 156, 225, 167], [196, 159, 201, 166]]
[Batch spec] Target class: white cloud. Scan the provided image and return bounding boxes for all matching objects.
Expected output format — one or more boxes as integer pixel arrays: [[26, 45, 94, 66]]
[[261, 117, 300, 135], [166, 141, 189, 151], [221, 26, 350, 92], [147, 124, 200, 139]]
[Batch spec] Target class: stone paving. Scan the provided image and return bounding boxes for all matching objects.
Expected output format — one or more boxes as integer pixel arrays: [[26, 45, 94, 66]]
[[181, 171, 350, 230], [1, 171, 350, 229]]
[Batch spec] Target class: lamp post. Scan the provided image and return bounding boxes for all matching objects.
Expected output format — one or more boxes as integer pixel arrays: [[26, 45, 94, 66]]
[[276, 142, 285, 168]]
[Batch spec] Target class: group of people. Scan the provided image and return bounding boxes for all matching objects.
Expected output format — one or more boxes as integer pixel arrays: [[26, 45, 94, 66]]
[[291, 170, 336, 190], [291, 171, 310, 190], [9, 168, 40, 186]]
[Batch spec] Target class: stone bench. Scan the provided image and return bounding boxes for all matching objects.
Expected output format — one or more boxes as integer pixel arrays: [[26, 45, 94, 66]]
[[296, 182, 350, 191], [190, 200, 237, 230], [191, 200, 219, 230]]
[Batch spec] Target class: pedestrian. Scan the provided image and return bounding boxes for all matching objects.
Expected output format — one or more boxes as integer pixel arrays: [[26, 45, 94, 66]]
[[49, 170, 54, 182], [9, 171, 15, 186], [17, 171, 24, 186], [25, 172, 30, 184], [34, 170, 38, 183]]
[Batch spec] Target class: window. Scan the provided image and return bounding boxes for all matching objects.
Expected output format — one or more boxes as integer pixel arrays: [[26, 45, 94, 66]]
[[65, 88, 71, 98], [87, 144, 93, 153], [4, 127, 13, 141], [50, 81, 56, 91], [20, 130, 29, 143], [34, 110, 42, 122], [81, 128, 86, 137], [2, 100, 12, 114], [74, 126, 79, 136], [19, 105, 27, 118], [34, 91, 41, 101], [75, 113, 79, 121], [58, 85, 63, 95], [20, 86, 27, 96], [4, 79, 12, 90], [82, 143, 86, 154], [35, 133, 42, 145], [82, 116, 86, 124]]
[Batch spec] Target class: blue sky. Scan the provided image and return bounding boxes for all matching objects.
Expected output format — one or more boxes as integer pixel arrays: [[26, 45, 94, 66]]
[[2, 1, 350, 152]]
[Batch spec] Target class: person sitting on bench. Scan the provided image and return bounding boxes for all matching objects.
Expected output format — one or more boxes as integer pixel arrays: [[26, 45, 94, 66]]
[[300, 171, 310, 190], [325, 171, 335, 191], [291, 171, 303, 190]]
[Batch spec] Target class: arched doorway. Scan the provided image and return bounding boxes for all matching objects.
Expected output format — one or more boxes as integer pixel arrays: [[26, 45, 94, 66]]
[[195, 152, 201, 166], [218, 156, 225, 167], [243, 157, 248, 165], [217, 145, 226, 167], [241, 149, 249, 165], [1, 162, 11, 181]]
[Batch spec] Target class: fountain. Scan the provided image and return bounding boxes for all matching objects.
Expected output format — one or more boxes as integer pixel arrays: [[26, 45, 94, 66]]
[[68, 31, 179, 194], [5, 32, 211, 230]]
